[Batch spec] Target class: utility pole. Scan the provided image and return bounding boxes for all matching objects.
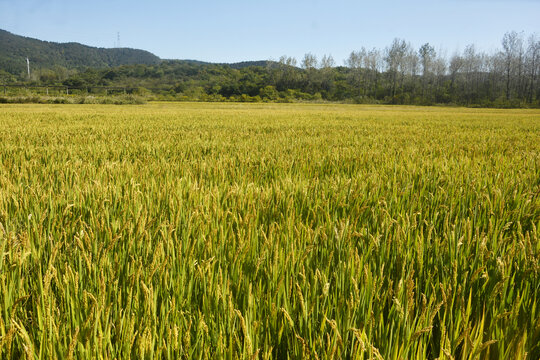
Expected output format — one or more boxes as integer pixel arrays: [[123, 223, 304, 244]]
[[26, 58, 30, 79]]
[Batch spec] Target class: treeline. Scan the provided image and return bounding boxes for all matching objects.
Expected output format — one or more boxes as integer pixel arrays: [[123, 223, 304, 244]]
[[2, 31, 539, 107]]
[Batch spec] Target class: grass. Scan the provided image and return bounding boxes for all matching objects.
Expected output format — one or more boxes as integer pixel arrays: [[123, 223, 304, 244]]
[[0, 102, 539, 359]]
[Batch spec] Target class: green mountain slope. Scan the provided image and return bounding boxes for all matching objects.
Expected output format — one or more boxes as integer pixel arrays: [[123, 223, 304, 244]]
[[0, 29, 161, 75]]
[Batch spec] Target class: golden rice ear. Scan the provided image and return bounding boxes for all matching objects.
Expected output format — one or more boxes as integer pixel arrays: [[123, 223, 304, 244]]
[[0, 103, 536, 359]]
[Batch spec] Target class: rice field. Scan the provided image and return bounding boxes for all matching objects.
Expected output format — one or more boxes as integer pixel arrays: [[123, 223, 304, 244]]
[[0, 102, 539, 359]]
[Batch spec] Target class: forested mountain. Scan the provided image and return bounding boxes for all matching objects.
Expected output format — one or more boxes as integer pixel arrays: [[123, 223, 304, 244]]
[[0, 29, 160, 75]]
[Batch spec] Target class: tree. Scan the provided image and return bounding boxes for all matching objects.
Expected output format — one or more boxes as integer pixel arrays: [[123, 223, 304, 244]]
[[525, 34, 540, 103], [276, 55, 298, 91], [319, 55, 336, 94], [301, 53, 317, 70], [259, 85, 279, 101], [385, 38, 410, 102], [365, 48, 382, 98], [462, 44, 481, 104], [320, 54, 335, 69], [501, 31, 524, 100], [449, 52, 463, 92], [301, 53, 318, 93], [346, 49, 367, 96], [346, 50, 363, 69], [404, 48, 419, 99], [432, 55, 448, 102], [419, 43, 436, 99]]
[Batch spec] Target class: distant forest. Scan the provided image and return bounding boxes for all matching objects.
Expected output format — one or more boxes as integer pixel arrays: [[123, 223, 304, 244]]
[[1, 30, 539, 107]]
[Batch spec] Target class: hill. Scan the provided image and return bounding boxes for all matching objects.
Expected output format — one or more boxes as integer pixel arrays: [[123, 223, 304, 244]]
[[0, 29, 161, 75], [227, 61, 279, 69], [162, 59, 280, 69]]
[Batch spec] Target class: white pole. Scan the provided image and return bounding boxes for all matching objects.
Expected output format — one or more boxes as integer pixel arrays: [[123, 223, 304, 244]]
[[26, 58, 30, 78]]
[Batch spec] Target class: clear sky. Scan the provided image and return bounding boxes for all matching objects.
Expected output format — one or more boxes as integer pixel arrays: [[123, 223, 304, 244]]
[[1, 0, 539, 64]]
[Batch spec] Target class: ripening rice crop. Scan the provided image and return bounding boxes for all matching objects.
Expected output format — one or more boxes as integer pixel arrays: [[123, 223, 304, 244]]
[[0, 102, 539, 359]]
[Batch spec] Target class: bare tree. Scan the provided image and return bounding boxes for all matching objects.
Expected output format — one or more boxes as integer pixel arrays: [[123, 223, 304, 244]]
[[301, 53, 317, 70], [385, 38, 409, 101], [462, 45, 482, 103], [346, 50, 364, 96], [365, 48, 382, 97], [346, 50, 363, 69], [449, 52, 463, 93], [419, 43, 436, 99], [501, 31, 524, 100], [320, 54, 335, 69], [525, 34, 540, 103], [277, 55, 298, 91], [320, 55, 335, 92], [432, 55, 447, 100], [301, 53, 318, 93]]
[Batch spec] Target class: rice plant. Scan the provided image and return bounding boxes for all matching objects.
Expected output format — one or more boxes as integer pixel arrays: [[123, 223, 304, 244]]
[[0, 103, 538, 359]]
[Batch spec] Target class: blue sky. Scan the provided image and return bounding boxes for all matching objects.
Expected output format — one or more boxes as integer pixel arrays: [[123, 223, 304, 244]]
[[1, 0, 539, 63]]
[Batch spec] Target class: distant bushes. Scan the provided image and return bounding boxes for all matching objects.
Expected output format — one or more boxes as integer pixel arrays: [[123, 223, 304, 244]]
[[141, 86, 331, 104], [1, 91, 536, 108], [0, 94, 146, 105]]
